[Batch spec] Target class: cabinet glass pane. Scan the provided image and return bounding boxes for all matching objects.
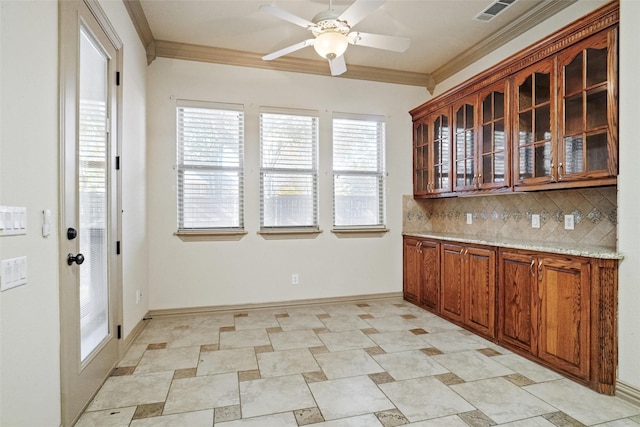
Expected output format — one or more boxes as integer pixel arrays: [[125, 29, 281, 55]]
[[519, 146, 533, 179], [442, 175, 449, 189], [586, 89, 607, 129], [483, 156, 492, 184], [587, 132, 608, 171], [519, 112, 533, 145], [483, 95, 492, 123], [535, 72, 550, 104], [466, 131, 475, 157], [466, 160, 474, 186], [456, 161, 465, 187], [535, 142, 552, 177], [495, 92, 504, 119], [495, 120, 505, 152], [465, 104, 474, 128], [495, 151, 505, 182], [456, 108, 464, 132], [434, 165, 441, 188], [417, 146, 426, 168], [564, 136, 584, 174], [535, 104, 551, 141], [586, 48, 607, 86], [433, 136, 440, 163], [483, 124, 492, 153], [565, 52, 583, 94], [519, 76, 533, 110], [565, 94, 583, 135]]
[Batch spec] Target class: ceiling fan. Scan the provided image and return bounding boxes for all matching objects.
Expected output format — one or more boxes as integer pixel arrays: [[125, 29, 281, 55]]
[[260, 0, 410, 76]]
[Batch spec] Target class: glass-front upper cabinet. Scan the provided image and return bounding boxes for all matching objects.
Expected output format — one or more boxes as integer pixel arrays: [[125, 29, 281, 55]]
[[413, 107, 452, 196], [478, 80, 509, 190], [558, 29, 617, 182], [513, 60, 555, 187], [453, 96, 477, 192]]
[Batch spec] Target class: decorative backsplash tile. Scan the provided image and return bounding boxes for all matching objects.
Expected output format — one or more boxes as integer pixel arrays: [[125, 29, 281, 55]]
[[403, 186, 617, 249]]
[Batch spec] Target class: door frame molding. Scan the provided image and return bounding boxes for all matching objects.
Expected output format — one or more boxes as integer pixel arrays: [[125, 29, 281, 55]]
[[58, 1, 123, 425]]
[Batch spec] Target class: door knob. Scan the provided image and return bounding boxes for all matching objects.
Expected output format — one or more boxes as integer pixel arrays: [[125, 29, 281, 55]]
[[67, 228, 77, 240], [67, 253, 85, 266]]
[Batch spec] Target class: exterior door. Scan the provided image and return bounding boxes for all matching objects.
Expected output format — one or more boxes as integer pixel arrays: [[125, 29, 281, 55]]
[[59, 2, 122, 425]]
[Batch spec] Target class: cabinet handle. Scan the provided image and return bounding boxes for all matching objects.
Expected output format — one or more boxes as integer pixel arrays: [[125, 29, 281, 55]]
[[550, 162, 555, 182], [529, 259, 535, 276], [538, 260, 543, 281], [558, 162, 563, 180], [418, 242, 423, 254]]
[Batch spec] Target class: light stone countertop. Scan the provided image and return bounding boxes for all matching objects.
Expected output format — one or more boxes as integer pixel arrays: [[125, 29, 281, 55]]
[[402, 232, 623, 260]]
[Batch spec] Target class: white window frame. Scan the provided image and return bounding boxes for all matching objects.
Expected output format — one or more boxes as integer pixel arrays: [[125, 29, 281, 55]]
[[176, 100, 244, 233], [259, 108, 319, 232], [332, 113, 386, 230]]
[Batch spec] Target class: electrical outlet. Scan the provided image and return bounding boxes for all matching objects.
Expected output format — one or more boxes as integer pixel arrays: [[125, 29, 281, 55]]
[[136, 289, 142, 304], [532, 214, 540, 229], [466, 213, 473, 225], [564, 214, 575, 230], [291, 274, 299, 285]]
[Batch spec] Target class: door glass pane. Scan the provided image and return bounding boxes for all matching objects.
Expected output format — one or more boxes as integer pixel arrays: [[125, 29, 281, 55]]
[[494, 151, 505, 183], [565, 94, 583, 135], [79, 27, 109, 361], [494, 92, 504, 119], [519, 76, 532, 109], [495, 120, 505, 152], [535, 105, 551, 141], [483, 124, 492, 153], [483, 95, 492, 123], [586, 132, 608, 171], [534, 142, 552, 177], [519, 146, 533, 179], [519, 112, 533, 145], [483, 156, 492, 184], [564, 136, 584, 174], [586, 89, 607, 129]]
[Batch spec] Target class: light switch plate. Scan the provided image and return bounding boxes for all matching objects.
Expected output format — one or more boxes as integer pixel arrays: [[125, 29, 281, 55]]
[[466, 213, 473, 225], [532, 214, 541, 229], [564, 214, 575, 230]]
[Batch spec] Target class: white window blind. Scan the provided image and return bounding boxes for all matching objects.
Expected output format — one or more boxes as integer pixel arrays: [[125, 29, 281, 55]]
[[177, 101, 244, 230], [260, 110, 319, 229], [333, 114, 386, 228]]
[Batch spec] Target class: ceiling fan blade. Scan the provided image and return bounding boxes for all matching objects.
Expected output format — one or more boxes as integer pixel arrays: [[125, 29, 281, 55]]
[[329, 55, 347, 76], [262, 39, 315, 61], [259, 5, 315, 29], [337, 0, 385, 27], [348, 32, 410, 52]]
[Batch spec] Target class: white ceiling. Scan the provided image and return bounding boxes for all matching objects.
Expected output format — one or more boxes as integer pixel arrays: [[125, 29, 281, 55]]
[[137, 0, 573, 83]]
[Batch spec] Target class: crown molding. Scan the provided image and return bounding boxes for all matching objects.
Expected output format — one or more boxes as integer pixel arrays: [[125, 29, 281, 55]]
[[431, 0, 577, 85], [121, 0, 577, 89], [154, 39, 432, 87]]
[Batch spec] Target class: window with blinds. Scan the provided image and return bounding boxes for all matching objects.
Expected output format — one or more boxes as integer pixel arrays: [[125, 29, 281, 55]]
[[260, 110, 319, 229], [176, 101, 244, 230], [333, 114, 386, 228]]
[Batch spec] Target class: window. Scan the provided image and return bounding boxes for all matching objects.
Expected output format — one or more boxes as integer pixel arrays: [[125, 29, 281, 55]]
[[176, 101, 244, 230], [333, 114, 386, 228], [260, 109, 319, 230]]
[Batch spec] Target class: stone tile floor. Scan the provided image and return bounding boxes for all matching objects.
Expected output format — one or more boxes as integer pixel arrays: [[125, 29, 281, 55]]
[[76, 298, 640, 426]]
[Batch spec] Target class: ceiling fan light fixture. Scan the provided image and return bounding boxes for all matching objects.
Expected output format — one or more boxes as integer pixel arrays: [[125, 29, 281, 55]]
[[313, 31, 349, 59]]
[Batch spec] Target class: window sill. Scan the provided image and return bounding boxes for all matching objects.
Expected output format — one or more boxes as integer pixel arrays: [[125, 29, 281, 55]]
[[258, 228, 323, 240], [175, 230, 247, 242], [331, 228, 390, 238]]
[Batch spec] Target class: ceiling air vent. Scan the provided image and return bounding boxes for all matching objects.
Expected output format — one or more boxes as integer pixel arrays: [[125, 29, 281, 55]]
[[474, 0, 517, 22]]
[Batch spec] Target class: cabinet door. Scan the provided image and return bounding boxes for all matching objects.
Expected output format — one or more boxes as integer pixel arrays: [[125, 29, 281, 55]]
[[453, 96, 477, 192], [464, 246, 496, 338], [403, 238, 421, 304], [430, 110, 452, 194], [419, 240, 440, 311], [537, 256, 591, 380], [498, 251, 536, 353], [512, 60, 556, 187], [441, 243, 464, 321], [558, 29, 617, 182], [413, 121, 430, 196], [478, 81, 509, 190]]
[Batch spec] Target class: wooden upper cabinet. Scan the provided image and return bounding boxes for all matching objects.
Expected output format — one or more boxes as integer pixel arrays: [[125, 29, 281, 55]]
[[410, 2, 618, 197], [557, 29, 618, 183], [479, 80, 510, 190], [452, 96, 477, 192], [413, 108, 452, 196], [513, 60, 556, 187]]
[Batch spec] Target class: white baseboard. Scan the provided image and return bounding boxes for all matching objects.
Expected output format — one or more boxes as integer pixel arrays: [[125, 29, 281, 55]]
[[147, 292, 404, 318], [120, 312, 150, 356], [616, 380, 640, 407]]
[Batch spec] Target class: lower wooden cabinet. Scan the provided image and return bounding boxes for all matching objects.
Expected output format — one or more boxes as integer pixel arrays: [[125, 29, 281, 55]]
[[403, 236, 618, 395]]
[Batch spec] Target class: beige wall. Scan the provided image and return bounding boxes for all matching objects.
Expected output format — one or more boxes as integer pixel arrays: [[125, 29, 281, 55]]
[[146, 59, 427, 310], [0, 0, 148, 424]]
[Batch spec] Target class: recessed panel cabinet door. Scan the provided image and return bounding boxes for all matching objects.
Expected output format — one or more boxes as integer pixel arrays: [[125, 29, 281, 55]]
[[441, 244, 464, 321], [537, 256, 591, 380], [465, 246, 496, 338], [419, 241, 440, 311], [499, 251, 536, 353], [403, 238, 421, 304]]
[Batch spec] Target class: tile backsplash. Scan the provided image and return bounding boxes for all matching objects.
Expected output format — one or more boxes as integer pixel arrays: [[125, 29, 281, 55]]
[[403, 186, 617, 249]]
